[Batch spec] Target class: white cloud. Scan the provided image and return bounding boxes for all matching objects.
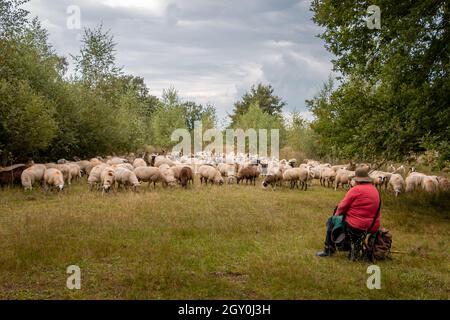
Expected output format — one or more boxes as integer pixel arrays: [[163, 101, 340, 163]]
[[99, 0, 167, 16]]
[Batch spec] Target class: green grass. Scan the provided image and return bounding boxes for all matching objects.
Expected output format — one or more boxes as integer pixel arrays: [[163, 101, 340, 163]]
[[0, 178, 449, 299]]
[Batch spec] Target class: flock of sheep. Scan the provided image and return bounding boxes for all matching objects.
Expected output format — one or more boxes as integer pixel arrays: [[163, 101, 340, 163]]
[[17, 152, 450, 196]]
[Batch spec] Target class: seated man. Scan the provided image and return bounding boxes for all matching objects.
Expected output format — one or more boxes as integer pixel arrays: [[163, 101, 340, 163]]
[[316, 168, 381, 258]]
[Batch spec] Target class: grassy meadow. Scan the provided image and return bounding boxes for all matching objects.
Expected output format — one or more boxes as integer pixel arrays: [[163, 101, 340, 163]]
[[0, 178, 449, 299]]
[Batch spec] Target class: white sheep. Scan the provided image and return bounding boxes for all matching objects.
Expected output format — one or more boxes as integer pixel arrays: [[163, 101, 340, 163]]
[[100, 167, 115, 193], [369, 170, 392, 191], [320, 167, 337, 188], [388, 173, 405, 196], [159, 164, 178, 187], [422, 176, 439, 193], [111, 163, 134, 171], [76, 160, 90, 176], [106, 157, 128, 165], [154, 156, 175, 167], [217, 163, 238, 177], [133, 158, 147, 168], [43, 168, 64, 191], [134, 166, 164, 188], [68, 163, 82, 181], [114, 167, 140, 191], [88, 164, 109, 191], [437, 176, 450, 192], [198, 165, 224, 185], [282, 168, 299, 189], [405, 172, 426, 192], [21, 164, 47, 190], [331, 164, 347, 172], [86, 158, 104, 176], [297, 167, 314, 190], [335, 169, 355, 190], [46, 163, 72, 185]]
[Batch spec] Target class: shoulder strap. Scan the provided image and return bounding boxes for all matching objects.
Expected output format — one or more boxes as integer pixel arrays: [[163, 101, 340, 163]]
[[367, 192, 381, 233]]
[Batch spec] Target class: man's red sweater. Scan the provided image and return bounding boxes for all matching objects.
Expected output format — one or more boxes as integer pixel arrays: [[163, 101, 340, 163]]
[[335, 183, 381, 232]]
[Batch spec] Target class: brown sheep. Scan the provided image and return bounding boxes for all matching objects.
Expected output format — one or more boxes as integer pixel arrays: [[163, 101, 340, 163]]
[[0, 164, 27, 187], [262, 174, 280, 189], [179, 166, 194, 188], [237, 165, 260, 186]]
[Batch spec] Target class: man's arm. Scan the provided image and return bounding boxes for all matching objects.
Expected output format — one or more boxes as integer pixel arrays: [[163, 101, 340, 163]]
[[335, 188, 357, 215]]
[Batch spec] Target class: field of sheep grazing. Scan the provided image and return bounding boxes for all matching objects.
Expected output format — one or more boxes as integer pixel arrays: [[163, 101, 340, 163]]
[[0, 176, 448, 299]]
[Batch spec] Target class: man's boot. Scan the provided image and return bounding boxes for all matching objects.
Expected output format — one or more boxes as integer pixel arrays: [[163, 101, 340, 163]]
[[316, 246, 335, 257]]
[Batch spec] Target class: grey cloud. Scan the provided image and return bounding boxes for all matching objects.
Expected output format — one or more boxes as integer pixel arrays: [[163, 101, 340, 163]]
[[24, 0, 333, 122]]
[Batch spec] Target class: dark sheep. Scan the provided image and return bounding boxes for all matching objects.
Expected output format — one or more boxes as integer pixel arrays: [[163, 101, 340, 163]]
[[262, 174, 280, 189], [0, 164, 27, 187], [179, 166, 194, 188], [237, 165, 260, 186]]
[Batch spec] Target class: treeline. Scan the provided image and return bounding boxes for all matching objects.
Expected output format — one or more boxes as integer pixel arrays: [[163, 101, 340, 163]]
[[308, 0, 450, 168]]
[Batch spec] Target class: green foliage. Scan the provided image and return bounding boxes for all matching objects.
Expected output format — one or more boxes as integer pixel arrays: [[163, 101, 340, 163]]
[[232, 103, 286, 153], [285, 112, 322, 160], [150, 105, 187, 150], [72, 24, 122, 88], [0, 79, 57, 159], [183, 101, 217, 131], [309, 1, 450, 166], [230, 83, 286, 126], [0, 0, 29, 38]]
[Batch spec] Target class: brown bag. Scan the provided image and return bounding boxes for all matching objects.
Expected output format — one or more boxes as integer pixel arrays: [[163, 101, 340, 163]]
[[365, 228, 392, 261]]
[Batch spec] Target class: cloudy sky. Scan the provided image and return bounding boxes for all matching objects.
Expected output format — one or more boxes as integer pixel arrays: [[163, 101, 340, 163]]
[[24, 0, 333, 123]]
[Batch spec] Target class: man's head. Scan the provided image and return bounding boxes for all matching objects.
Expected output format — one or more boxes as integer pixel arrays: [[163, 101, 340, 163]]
[[353, 167, 373, 184]]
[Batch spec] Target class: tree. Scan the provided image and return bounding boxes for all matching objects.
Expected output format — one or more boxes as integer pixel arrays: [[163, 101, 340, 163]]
[[0, 0, 29, 38], [183, 101, 217, 131], [310, 1, 450, 166], [285, 111, 322, 160], [232, 103, 286, 154], [150, 105, 187, 149], [72, 24, 122, 87], [0, 79, 57, 161], [229, 83, 286, 126]]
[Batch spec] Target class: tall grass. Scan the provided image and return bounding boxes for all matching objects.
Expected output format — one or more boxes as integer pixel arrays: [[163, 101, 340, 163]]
[[0, 178, 448, 299]]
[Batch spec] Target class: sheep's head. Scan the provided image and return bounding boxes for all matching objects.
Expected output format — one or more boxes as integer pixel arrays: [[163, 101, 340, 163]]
[[103, 172, 115, 191], [227, 176, 236, 184], [213, 174, 224, 185], [132, 182, 141, 192], [166, 175, 177, 187], [376, 176, 386, 184]]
